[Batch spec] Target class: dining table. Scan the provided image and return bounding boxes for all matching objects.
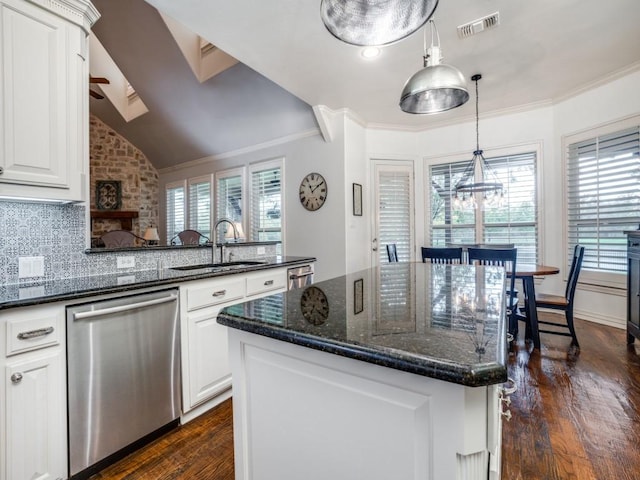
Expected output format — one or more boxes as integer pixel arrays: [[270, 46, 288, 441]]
[[510, 264, 560, 350]]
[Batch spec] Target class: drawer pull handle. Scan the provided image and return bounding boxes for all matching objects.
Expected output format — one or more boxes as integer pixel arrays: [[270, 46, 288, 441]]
[[264, 280, 274, 286], [11, 373, 23, 384], [212, 290, 227, 297], [17, 326, 54, 340]]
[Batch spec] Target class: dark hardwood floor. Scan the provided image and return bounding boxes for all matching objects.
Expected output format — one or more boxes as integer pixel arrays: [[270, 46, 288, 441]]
[[90, 313, 640, 480]]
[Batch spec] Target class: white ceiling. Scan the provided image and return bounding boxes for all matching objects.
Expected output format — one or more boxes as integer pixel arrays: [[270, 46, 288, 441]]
[[145, 0, 640, 129]]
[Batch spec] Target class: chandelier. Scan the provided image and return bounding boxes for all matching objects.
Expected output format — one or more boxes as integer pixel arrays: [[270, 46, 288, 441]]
[[453, 74, 504, 210]]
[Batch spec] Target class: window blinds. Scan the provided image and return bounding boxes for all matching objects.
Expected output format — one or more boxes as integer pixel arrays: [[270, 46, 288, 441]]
[[378, 170, 412, 263], [216, 175, 242, 243], [188, 179, 211, 237], [166, 184, 185, 241], [429, 152, 538, 265], [250, 167, 281, 243], [567, 126, 640, 273]]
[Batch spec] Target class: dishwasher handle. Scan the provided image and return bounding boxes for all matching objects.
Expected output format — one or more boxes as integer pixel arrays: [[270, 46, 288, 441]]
[[289, 271, 314, 280], [72, 294, 178, 320]]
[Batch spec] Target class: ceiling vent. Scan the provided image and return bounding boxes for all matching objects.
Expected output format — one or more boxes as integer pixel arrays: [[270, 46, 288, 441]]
[[457, 12, 500, 39]]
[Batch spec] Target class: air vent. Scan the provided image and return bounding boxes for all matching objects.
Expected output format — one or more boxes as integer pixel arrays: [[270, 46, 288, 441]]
[[457, 12, 500, 39]]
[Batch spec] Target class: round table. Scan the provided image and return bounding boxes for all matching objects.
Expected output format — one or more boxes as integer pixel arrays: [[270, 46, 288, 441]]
[[510, 264, 560, 349]]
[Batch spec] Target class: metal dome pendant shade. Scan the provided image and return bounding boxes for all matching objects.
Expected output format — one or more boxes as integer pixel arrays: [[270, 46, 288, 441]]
[[400, 20, 469, 114], [320, 0, 439, 46], [453, 74, 504, 210]]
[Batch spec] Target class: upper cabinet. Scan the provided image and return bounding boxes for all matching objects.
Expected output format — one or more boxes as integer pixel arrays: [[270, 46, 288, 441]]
[[0, 0, 99, 202]]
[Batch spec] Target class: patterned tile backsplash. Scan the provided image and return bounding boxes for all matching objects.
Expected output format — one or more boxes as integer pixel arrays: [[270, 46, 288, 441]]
[[0, 201, 275, 285]]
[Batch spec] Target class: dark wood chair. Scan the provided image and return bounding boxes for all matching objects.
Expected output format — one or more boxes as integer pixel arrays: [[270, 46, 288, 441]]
[[533, 245, 585, 348], [171, 229, 210, 245], [100, 230, 147, 248], [468, 247, 519, 337], [421, 247, 463, 264], [386, 244, 398, 262]]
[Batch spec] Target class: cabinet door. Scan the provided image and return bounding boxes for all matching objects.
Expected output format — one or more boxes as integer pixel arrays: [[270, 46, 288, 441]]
[[186, 305, 232, 409], [5, 349, 66, 480]]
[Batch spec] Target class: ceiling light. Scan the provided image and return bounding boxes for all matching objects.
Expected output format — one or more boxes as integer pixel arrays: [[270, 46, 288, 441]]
[[320, 0, 439, 47], [453, 74, 504, 210], [399, 20, 469, 114], [361, 46, 381, 58]]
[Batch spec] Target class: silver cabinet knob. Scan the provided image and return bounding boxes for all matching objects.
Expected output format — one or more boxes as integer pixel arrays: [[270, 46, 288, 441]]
[[11, 373, 23, 384]]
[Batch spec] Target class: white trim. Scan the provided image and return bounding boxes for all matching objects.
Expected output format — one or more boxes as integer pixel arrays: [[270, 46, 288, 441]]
[[572, 308, 625, 330]]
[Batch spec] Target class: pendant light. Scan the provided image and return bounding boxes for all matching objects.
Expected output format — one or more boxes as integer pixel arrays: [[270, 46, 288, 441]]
[[320, 0, 439, 47], [399, 20, 469, 114], [453, 74, 504, 210]]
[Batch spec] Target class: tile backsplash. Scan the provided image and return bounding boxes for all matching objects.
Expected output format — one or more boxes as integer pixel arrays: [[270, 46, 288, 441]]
[[0, 201, 275, 285]]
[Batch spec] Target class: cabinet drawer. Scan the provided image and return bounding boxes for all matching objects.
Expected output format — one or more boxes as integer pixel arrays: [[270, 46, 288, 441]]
[[246, 269, 287, 297], [186, 277, 246, 311], [6, 310, 62, 356]]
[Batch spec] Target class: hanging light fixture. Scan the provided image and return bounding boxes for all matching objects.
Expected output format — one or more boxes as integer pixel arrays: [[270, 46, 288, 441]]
[[399, 20, 469, 114], [453, 74, 504, 210], [320, 0, 439, 47]]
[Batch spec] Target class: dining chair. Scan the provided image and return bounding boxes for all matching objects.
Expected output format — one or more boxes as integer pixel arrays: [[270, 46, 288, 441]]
[[421, 247, 463, 264], [468, 247, 519, 337], [533, 244, 585, 348], [386, 244, 398, 262], [171, 229, 210, 245]]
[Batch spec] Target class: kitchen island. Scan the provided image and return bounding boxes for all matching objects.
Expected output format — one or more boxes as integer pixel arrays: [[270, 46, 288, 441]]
[[218, 263, 510, 480]]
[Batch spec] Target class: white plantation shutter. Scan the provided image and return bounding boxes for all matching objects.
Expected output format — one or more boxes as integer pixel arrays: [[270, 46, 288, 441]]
[[188, 177, 211, 237], [429, 152, 538, 264], [430, 161, 476, 246], [567, 126, 640, 273], [166, 182, 185, 242], [250, 162, 282, 245], [484, 153, 537, 265], [378, 167, 413, 263], [216, 172, 243, 243]]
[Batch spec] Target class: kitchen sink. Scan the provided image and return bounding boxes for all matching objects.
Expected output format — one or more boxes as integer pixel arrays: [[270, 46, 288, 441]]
[[171, 261, 267, 271]]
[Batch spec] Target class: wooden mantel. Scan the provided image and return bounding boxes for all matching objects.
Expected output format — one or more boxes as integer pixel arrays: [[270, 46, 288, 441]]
[[90, 210, 139, 230]]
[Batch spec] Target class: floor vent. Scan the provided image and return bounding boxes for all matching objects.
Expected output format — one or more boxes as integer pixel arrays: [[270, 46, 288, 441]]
[[457, 12, 500, 39]]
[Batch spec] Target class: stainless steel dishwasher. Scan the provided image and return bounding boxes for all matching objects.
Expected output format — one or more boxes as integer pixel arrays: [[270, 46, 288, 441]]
[[66, 288, 181, 479], [287, 264, 314, 290]]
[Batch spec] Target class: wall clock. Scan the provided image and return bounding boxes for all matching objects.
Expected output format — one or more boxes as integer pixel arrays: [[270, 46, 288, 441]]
[[300, 286, 330, 325], [299, 172, 327, 211]]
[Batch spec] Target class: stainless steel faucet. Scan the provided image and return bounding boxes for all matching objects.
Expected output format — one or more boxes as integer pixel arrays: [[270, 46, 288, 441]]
[[213, 218, 239, 263]]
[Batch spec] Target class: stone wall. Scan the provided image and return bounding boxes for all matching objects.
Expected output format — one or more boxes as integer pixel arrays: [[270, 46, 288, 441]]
[[89, 114, 159, 240]]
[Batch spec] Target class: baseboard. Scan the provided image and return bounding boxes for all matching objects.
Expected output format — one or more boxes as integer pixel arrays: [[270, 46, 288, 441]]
[[574, 308, 625, 330], [181, 388, 233, 424]]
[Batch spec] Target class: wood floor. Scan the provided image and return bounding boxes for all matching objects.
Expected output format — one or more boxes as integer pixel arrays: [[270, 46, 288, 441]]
[[90, 313, 640, 480]]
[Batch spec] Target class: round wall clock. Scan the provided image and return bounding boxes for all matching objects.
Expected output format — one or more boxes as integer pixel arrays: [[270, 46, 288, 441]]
[[300, 286, 330, 325], [299, 172, 327, 211]]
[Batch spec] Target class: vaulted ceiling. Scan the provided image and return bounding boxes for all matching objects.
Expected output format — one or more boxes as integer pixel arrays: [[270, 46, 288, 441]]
[[90, 0, 640, 170]]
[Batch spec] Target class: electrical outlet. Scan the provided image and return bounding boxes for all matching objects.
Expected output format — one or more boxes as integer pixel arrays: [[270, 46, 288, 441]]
[[117, 256, 136, 269], [18, 256, 45, 279]]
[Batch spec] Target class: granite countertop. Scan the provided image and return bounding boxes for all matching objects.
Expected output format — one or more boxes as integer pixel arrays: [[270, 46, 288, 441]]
[[218, 263, 508, 387], [0, 256, 315, 310]]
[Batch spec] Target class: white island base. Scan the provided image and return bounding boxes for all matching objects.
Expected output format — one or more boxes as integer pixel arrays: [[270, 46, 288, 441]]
[[228, 329, 503, 480]]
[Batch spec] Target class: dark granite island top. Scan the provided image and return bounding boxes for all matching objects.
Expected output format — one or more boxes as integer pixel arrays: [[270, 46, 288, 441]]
[[218, 262, 508, 387]]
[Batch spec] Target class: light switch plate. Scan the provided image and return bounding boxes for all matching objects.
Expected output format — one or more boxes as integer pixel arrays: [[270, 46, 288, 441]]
[[117, 256, 136, 269], [18, 256, 45, 278]]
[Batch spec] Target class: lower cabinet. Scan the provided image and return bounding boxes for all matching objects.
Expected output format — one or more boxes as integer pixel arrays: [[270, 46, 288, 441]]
[[180, 268, 288, 413], [1, 303, 66, 480], [628, 234, 640, 343]]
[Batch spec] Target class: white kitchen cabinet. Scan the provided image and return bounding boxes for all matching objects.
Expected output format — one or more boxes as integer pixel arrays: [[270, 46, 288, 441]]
[[0, 0, 99, 202], [0, 303, 66, 480], [180, 268, 288, 414]]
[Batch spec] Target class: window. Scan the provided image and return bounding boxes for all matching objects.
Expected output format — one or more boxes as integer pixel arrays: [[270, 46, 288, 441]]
[[567, 125, 640, 276], [249, 159, 283, 249], [430, 152, 538, 264], [216, 168, 244, 243], [166, 181, 186, 241], [188, 176, 212, 237]]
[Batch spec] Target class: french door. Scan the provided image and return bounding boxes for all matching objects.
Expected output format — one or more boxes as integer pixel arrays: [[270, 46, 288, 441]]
[[372, 162, 415, 267]]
